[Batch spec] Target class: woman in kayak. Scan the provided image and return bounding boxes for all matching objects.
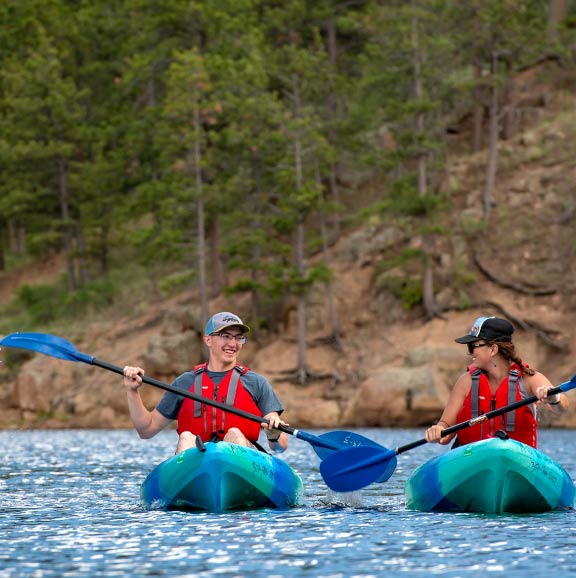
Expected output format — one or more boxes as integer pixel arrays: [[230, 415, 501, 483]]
[[425, 316, 568, 448], [123, 311, 289, 454]]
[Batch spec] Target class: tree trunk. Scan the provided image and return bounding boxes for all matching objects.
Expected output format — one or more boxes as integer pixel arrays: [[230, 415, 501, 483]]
[[193, 99, 209, 329], [501, 59, 516, 140], [8, 220, 25, 255], [96, 220, 110, 276], [249, 158, 263, 334], [483, 52, 500, 221], [411, 10, 427, 198], [75, 222, 91, 286], [292, 70, 308, 385], [325, 15, 341, 241], [548, 0, 568, 41], [58, 158, 77, 293], [422, 234, 436, 318], [411, 5, 436, 319], [296, 224, 307, 385], [145, 77, 164, 237], [315, 156, 342, 350], [472, 60, 484, 153], [471, 13, 484, 153], [249, 240, 261, 335], [208, 218, 226, 298], [0, 226, 5, 272]]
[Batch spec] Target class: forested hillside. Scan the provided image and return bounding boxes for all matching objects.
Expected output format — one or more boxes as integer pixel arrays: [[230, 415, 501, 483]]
[[1, 1, 576, 429]]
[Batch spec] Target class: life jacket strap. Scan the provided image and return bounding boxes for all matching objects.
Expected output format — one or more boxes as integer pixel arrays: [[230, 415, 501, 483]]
[[470, 369, 482, 419]]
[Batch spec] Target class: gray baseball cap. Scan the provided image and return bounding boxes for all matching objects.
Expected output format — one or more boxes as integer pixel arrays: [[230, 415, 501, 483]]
[[204, 312, 250, 335]]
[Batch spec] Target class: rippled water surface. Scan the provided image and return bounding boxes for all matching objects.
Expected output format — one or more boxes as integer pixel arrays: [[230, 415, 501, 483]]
[[1, 428, 575, 577]]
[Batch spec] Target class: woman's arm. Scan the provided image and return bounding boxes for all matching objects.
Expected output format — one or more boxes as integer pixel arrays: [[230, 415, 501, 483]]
[[425, 372, 471, 444], [526, 372, 569, 413]]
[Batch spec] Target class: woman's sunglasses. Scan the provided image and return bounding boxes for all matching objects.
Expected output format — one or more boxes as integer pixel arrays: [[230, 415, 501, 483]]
[[467, 342, 489, 354]]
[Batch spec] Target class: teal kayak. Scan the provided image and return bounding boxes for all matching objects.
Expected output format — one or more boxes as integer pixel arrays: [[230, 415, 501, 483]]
[[405, 437, 575, 514], [141, 441, 303, 512]]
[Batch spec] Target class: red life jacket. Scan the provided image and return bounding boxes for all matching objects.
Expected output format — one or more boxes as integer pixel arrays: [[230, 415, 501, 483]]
[[455, 363, 537, 447], [177, 363, 262, 442]]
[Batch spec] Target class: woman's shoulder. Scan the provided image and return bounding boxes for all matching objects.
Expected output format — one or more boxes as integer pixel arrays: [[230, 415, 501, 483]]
[[453, 371, 473, 390], [522, 369, 549, 382], [521, 369, 552, 391]]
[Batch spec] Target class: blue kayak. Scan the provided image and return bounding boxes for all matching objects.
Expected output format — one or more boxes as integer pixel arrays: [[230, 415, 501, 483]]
[[141, 441, 303, 512], [405, 437, 575, 514]]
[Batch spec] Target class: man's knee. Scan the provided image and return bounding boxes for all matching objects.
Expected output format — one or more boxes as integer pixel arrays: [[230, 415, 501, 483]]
[[223, 427, 248, 445], [176, 431, 196, 454]]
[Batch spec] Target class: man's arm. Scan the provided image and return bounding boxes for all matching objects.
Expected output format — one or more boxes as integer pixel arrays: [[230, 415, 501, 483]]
[[124, 366, 173, 438]]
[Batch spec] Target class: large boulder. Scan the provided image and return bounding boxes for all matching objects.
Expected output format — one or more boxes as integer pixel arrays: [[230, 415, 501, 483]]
[[341, 345, 465, 427]]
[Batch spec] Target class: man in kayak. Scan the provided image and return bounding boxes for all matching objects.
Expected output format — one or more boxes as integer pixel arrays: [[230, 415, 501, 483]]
[[425, 316, 568, 448], [123, 311, 289, 454]]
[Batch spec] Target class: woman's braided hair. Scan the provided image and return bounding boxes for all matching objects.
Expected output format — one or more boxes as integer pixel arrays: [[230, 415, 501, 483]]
[[489, 341, 536, 376]]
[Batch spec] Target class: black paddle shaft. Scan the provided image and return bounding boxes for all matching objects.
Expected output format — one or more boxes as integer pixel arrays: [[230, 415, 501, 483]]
[[395, 384, 565, 455], [93, 358, 296, 435]]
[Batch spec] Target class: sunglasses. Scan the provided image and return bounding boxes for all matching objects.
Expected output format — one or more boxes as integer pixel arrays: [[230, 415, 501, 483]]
[[467, 342, 489, 354]]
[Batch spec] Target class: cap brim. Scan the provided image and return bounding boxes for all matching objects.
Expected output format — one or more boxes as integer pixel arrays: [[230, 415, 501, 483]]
[[454, 335, 479, 344]]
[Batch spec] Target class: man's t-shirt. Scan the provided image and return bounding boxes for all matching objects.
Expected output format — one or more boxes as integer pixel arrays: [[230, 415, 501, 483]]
[[155, 368, 284, 420]]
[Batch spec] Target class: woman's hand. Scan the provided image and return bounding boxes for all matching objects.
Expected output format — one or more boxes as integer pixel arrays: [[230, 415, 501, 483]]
[[535, 384, 562, 408], [425, 421, 455, 445]]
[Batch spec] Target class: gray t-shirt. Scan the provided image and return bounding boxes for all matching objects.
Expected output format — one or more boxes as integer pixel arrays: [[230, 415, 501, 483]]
[[156, 368, 284, 421]]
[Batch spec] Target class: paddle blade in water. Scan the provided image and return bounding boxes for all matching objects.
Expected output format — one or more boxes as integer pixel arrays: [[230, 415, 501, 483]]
[[320, 446, 398, 492], [0, 333, 94, 364]]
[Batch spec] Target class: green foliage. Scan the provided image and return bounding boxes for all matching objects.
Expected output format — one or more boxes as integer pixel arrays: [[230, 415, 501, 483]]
[[25, 229, 63, 258], [158, 270, 195, 295], [358, 176, 444, 219], [456, 289, 473, 310], [391, 179, 442, 217], [307, 263, 333, 284], [456, 216, 489, 237], [0, 0, 565, 327], [454, 260, 477, 287], [380, 275, 424, 311], [16, 277, 116, 325], [224, 278, 262, 296], [64, 278, 116, 310], [373, 244, 428, 310], [375, 248, 425, 276], [16, 283, 64, 324], [124, 226, 187, 266]]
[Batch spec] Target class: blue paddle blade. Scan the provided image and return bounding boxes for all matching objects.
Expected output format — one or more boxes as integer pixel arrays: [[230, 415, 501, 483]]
[[311, 430, 386, 460], [559, 374, 576, 393], [320, 446, 398, 492], [311, 431, 393, 484], [0, 333, 94, 364]]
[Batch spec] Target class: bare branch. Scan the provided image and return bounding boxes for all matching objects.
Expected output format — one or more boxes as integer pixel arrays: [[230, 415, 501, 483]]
[[473, 251, 556, 296]]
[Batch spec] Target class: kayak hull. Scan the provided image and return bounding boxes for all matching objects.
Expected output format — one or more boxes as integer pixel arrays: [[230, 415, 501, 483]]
[[405, 437, 575, 514], [141, 442, 303, 512]]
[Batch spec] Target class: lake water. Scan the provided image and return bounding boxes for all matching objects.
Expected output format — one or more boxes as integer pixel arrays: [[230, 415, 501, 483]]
[[1, 428, 575, 578]]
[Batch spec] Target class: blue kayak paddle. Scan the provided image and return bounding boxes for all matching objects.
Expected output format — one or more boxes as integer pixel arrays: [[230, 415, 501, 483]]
[[0, 332, 381, 461], [320, 373, 576, 492], [310, 430, 393, 483], [310, 430, 387, 459]]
